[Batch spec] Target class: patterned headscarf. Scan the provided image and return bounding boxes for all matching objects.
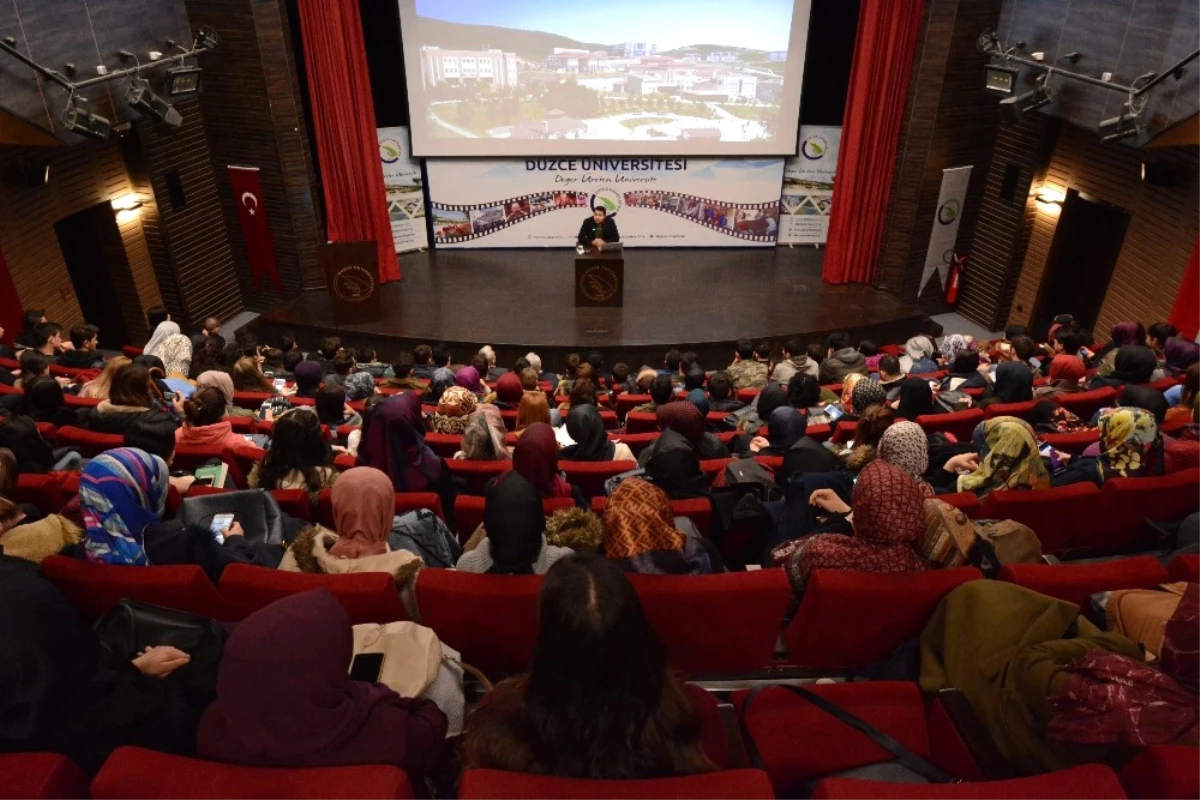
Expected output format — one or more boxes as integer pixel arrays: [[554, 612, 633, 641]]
[[878, 421, 929, 483], [343, 372, 376, 401], [1028, 401, 1089, 434], [156, 334, 192, 377], [904, 336, 935, 362], [455, 366, 485, 396], [603, 478, 684, 559], [939, 334, 975, 362], [460, 405, 510, 461], [1098, 407, 1160, 479], [79, 447, 169, 566], [430, 368, 456, 402], [958, 417, 1050, 497], [840, 372, 863, 407], [143, 320, 181, 356], [431, 386, 477, 434], [656, 401, 705, 444], [850, 378, 887, 414]]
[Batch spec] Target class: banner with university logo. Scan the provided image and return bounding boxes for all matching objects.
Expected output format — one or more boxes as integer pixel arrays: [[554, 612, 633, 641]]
[[227, 165, 282, 293], [920, 165, 973, 297], [376, 126, 429, 253], [426, 158, 784, 249], [778, 125, 841, 245]]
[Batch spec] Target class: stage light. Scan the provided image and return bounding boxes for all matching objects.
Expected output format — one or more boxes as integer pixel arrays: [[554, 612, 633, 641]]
[[999, 81, 1055, 123], [984, 65, 1019, 94], [165, 65, 203, 98], [194, 26, 220, 51], [60, 94, 111, 140], [1098, 103, 1141, 143], [125, 77, 183, 128], [976, 30, 1000, 55], [1034, 190, 1064, 206]]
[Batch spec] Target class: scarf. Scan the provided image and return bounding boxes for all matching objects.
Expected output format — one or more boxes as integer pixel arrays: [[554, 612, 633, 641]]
[[343, 372, 376, 401], [196, 370, 235, 405], [767, 406, 808, 451], [850, 378, 887, 414], [429, 368, 455, 402], [603, 477, 684, 558], [143, 320, 180, 356], [455, 366, 485, 395], [993, 362, 1034, 404], [434, 386, 477, 427], [460, 405, 509, 461], [293, 361, 323, 395], [513, 423, 572, 498], [878, 421, 929, 481], [326, 467, 394, 558], [483, 472, 545, 574], [561, 404, 615, 461], [896, 377, 935, 419], [1110, 321, 1143, 347], [494, 372, 524, 405], [958, 417, 1050, 496], [1163, 337, 1200, 376], [79, 447, 169, 566], [940, 334, 974, 362], [156, 334, 192, 377], [357, 392, 442, 492], [1098, 407, 1160, 479], [1109, 346, 1157, 385], [905, 336, 935, 362], [1049, 355, 1086, 383], [643, 428, 710, 499], [656, 401, 705, 444], [1028, 401, 1089, 434]]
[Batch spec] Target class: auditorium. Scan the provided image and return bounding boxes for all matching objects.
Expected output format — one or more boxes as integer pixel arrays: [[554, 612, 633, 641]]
[[1, 0, 1199, 797]]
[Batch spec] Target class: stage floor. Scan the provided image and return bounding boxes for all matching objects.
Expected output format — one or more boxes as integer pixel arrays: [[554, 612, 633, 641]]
[[256, 247, 925, 366]]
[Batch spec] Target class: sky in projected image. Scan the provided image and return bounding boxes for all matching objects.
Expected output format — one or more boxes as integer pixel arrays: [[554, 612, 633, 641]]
[[414, 0, 795, 51]]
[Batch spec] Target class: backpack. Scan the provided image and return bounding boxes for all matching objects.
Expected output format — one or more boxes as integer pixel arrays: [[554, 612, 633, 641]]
[[715, 457, 779, 497]]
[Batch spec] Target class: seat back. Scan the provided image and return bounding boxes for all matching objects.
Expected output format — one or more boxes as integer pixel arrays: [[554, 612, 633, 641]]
[[937, 491, 981, 518], [1055, 386, 1119, 419], [458, 768, 773, 800], [809, 764, 1126, 799], [40, 554, 228, 622], [425, 432, 462, 459], [62, 394, 101, 410], [55, 425, 123, 458], [979, 483, 1103, 554], [627, 570, 790, 674], [218, 563, 407, 624], [785, 568, 983, 669], [1039, 428, 1100, 454], [616, 393, 652, 419], [415, 569, 542, 674], [592, 496, 713, 538], [915, 409, 985, 442], [998, 556, 1172, 610], [1095, 469, 1200, 553], [829, 421, 857, 444], [984, 399, 1040, 420], [231, 391, 274, 410], [90, 746, 415, 799], [0, 752, 89, 800], [455, 495, 576, 544], [559, 460, 638, 499], [613, 432, 658, 455], [11, 473, 66, 515], [445, 459, 512, 495], [270, 488, 313, 522], [1118, 744, 1200, 800], [1167, 554, 1200, 584], [172, 447, 248, 489], [625, 410, 658, 433]]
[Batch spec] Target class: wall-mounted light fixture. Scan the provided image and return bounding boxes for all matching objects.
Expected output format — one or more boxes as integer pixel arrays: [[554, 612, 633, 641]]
[[111, 193, 144, 223], [1033, 191, 1063, 206]]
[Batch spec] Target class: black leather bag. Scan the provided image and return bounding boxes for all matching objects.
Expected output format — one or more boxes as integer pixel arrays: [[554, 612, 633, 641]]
[[94, 599, 227, 698], [180, 488, 284, 545]]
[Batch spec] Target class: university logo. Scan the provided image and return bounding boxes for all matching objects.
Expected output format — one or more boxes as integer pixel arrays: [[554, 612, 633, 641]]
[[579, 265, 620, 303], [379, 138, 403, 165], [589, 189, 621, 217], [332, 265, 376, 303], [937, 199, 961, 225], [800, 134, 828, 160]]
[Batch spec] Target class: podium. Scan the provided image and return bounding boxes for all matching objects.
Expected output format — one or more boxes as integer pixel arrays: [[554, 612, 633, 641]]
[[319, 241, 381, 325], [574, 248, 624, 308]]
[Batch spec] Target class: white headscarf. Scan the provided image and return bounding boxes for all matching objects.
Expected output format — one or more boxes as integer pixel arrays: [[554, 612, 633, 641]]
[[144, 321, 181, 357], [156, 334, 193, 377]]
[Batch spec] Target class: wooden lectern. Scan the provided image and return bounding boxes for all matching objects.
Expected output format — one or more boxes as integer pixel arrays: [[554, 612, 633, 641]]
[[319, 241, 381, 325], [574, 248, 624, 308]]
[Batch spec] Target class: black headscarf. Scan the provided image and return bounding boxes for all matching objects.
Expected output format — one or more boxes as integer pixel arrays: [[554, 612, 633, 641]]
[[1120, 385, 1169, 424], [483, 472, 545, 574], [757, 382, 790, 423], [560, 404, 615, 462], [895, 377, 935, 419], [1108, 346, 1158, 385], [765, 407, 808, 453], [992, 362, 1034, 404], [643, 428, 710, 499]]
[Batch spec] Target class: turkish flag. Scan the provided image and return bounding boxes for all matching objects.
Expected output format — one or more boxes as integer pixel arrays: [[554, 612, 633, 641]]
[[228, 166, 283, 293], [0, 243, 22, 347], [1169, 237, 1199, 341]]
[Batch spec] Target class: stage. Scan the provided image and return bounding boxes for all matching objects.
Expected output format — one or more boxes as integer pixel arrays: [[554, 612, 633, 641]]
[[254, 247, 927, 368]]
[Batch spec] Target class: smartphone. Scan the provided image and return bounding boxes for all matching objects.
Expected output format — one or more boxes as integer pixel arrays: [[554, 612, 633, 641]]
[[824, 404, 843, 421], [273, 378, 286, 390], [242, 434, 257, 443], [210, 513, 235, 544], [1038, 443, 1053, 458], [162, 390, 176, 402], [1028, 357, 1041, 368], [349, 652, 385, 682]]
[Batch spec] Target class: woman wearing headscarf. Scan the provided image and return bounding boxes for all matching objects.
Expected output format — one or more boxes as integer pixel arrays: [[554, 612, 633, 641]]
[[930, 417, 1050, 497], [492, 372, 525, 409], [81, 447, 282, 578], [455, 405, 511, 460], [143, 320, 182, 358], [654, 401, 728, 460], [785, 460, 931, 593], [429, 385, 477, 435], [1163, 337, 1200, 378], [603, 478, 717, 575], [426, 367, 456, 404], [457, 472, 572, 574], [747, 406, 838, 480], [513, 391, 552, 437], [358, 393, 457, 527], [892, 376, 937, 419], [938, 334, 975, 366], [342, 371, 376, 403], [195, 369, 255, 419], [989, 362, 1034, 404], [877, 421, 932, 493], [197, 589, 447, 772], [1050, 407, 1162, 488], [1164, 363, 1198, 430], [899, 336, 938, 375], [1034, 355, 1087, 398], [0, 557, 204, 776], [512, 423, 575, 500], [849, 377, 887, 415], [291, 360, 324, 399], [560, 404, 634, 462], [1091, 345, 1158, 389], [1090, 321, 1146, 370], [1027, 400, 1089, 435], [940, 351, 989, 392], [455, 366, 493, 402]]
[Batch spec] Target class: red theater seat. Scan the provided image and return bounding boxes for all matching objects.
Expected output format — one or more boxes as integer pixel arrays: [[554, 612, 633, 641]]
[[829, 421, 857, 444], [1055, 386, 1119, 419], [231, 391, 274, 410], [626, 570, 790, 675], [218, 564, 407, 624], [625, 410, 658, 433], [91, 746, 415, 799], [998, 556, 1171, 610], [1167, 554, 1199, 584], [983, 399, 1040, 420], [1040, 428, 1101, 454], [62, 393, 101, 409], [425, 432, 463, 459], [227, 415, 255, 433], [560, 460, 637, 499], [979, 483, 1103, 554], [784, 568, 983, 670], [315, 490, 443, 528], [937, 491, 982, 518], [1095, 469, 1200, 553], [40, 554, 228, 621], [458, 769, 774, 799], [592, 495, 713, 538], [416, 569, 542, 675], [55, 425, 123, 458], [612, 431, 657, 455], [12, 473, 67, 515], [0, 752, 89, 800], [616, 393, 652, 419], [445, 459, 512, 495], [810, 764, 1126, 799], [455, 495, 576, 544], [172, 446, 249, 489], [1118, 745, 1200, 800], [916, 409, 985, 442]]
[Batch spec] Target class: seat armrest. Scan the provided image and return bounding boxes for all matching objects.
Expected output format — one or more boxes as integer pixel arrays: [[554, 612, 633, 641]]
[[936, 688, 1015, 780]]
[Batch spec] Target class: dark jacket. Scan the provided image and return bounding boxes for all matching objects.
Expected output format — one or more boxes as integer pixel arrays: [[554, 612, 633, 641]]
[[78, 403, 179, 441], [0, 413, 57, 472], [55, 349, 103, 370], [577, 215, 619, 247], [819, 348, 869, 384]]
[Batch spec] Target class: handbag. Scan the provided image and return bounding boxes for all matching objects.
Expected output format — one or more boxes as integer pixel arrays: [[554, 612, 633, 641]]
[[352, 621, 445, 698], [180, 489, 284, 545], [94, 599, 227, 697], [741, 684, 959, 786]]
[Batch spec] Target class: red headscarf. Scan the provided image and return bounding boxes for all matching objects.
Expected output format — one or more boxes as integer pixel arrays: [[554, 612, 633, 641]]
[[656, 401, 704, 444], [328, 467, 393, 558], [1049, 355, 1086, 383], [494, 372, 524, 405], [512, 422, 572, 498]]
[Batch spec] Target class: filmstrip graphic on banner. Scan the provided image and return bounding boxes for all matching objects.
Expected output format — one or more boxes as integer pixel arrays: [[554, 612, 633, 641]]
[[377, 126, 428, 252], [779, 125, 840, 245], [920, 165, 973, 296], [427, 158, 784, 248]]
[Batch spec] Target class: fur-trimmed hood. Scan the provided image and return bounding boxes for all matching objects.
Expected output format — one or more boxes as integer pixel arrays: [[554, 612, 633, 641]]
[[280, 525, 423, 588]]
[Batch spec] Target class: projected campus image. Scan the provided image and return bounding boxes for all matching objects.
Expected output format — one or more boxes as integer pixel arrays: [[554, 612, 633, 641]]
[[401, 0, 809, 157]]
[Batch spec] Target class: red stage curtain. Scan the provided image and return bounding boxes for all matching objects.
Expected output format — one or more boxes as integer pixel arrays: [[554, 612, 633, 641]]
[[296, 0, 399, 283], [822, 0, 924, 285], [0, 244, 22, 347], [1169, 237, 1198, 340]]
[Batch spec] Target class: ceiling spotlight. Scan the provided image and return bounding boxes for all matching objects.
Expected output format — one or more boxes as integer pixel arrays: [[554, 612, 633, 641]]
[[1098, 102, 1142, 142], [60, 94, 111, 140], [164, 65, 203, 98], [976, 30, 1000, 54], [125, 76, 182, 127], [999, 81, 1055, 123], [194, 26, 220, 51]]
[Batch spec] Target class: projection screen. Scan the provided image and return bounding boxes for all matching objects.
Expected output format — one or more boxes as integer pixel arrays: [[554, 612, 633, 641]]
[[398, 0, 812, 158]]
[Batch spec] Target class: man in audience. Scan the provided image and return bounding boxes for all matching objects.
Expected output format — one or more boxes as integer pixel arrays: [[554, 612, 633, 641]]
[[478, 345, 506, 381], [387, 352, 426, 390], [33, 323, 70, 358], [146, 305, 170, 333], [315, 336, 342, 374], [609, 362, 631, 395], [519, 367, 540, 391], [280, 350, 304, 378], [683, 366, 706, 393], [632, 375, 674, 414], [14, 352, 51, 389], [355, 347, 392, 379], [432, 343, 453, 372], [727, 338, 768, 390], [819, 332, 868, 383], [707, 371, 743, 412], [1147, 322, 1178, 356], [191, 316, 221, 350], [586, 350, 611, 385], [772, 337, 819, 384], [660, 349, 684, 384], [14, 309, 46, 351], [57, 324, 103, 369], [412, 344, 437, 381], [878, 355, 905, 398], [324, 352, 355, 389], [1011, 335, 1039, 371]]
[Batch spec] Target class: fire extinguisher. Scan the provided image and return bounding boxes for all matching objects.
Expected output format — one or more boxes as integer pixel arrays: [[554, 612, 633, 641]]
[[945, 253, 966, 304]]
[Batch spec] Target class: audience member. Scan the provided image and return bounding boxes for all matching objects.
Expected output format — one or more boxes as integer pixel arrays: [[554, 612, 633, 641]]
[[456, 406, 510, 461], [893, 376, 936, 419], [14, 351, 49, 389], [189, 335, 227, 379], [604, 479, 718, 575], [231, 356, 277, 394], [323, 352, 356, 390], [314, 336, 342, 374], [1163, 337, 1199, 378], [514, 391, 553, 437], [455, 366, 491, 401], [315, 385, 360, 429], [990, 361, 1034, 404], [249, 409, 339, 501], [772, 337, 819, 384], [941, 351, 988, 392], [14, 309, 46, 350], [412, 344, 437, 381], [57, 324, 103, 369], [632, 374, 675, 414], [492, 372, 524, 409], [354, 347, 392, 379], [932, 417, 1049, 497], [143, 320, 181, 360], [79, 363, 178, 440], [878, 354, 904, 395], [706, 371, 743, 412], [727, 338, 768, 390], [189, 316, 221, 351], [32, 323, 68, 358], [458, 472, 571, 574], [1091, 321, 1146, 370], [176, 386, 258, 456], [478, 345, 506, 381], [511, 422, 575, 499], [292, 360, 324, 399], [654, 401, 729, 460], [561, 405, 633, 462], [387, 352, 426, 391], [346, 393, 389, 458], [683, 366, 706, 392], [1146, 322, 1178, 355], [429, 386, 476, 434], [79, 356, 131, 400], [22, 377, 78, 428], [342, 371, 376, 403], [899, 335, 938, 375], [357, 393, 456, 521], [1090, 346, 1157, 389]]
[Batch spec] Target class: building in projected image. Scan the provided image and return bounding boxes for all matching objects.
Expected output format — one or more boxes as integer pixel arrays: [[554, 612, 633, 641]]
[[420, 46, 519, 89], [618, 41, 657, 58]]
